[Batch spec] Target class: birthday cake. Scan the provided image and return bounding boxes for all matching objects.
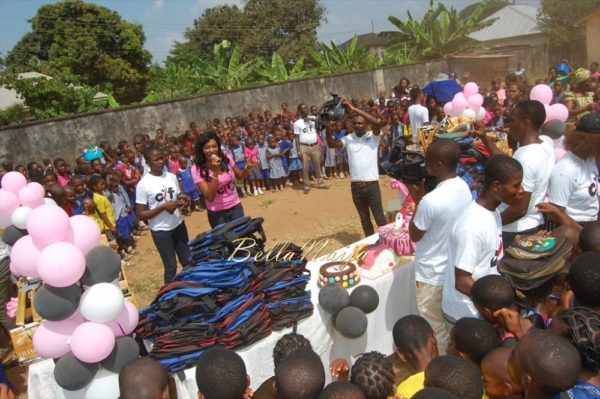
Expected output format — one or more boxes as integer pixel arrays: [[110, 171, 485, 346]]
[[318, 262, 360, 288], [378, 218, 415, 256]]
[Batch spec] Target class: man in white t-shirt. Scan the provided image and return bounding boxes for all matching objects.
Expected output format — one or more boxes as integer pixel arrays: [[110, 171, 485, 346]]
[[136, 146, 191, 283], [442, 155, 524, 326], [407, 139, 472, 354], [294, 103, 325, 194], [326, 99, 386, 237], [407, 87, 429, 144], [476, 100, 554, 246]]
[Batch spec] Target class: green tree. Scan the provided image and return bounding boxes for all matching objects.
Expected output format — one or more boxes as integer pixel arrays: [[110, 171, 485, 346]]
[[537, 0, 600, 60], [308, 34, 378, 74], [256, 53, 311, 83], [6, 0, 152, 103], [143, 64, 204, 102], [380, 0, 494, 60], [458, 0, 511, 21]]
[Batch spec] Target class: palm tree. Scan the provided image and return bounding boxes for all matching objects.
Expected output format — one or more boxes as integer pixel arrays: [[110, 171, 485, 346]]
[[380, 0, 495, 60], [308, 34, 378, 75]]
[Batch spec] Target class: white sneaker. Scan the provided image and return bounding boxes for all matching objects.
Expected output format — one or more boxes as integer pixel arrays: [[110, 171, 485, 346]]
[[257, 187, 264, 195], [253, 189, 259, 196], [339, 172, 345, 178]]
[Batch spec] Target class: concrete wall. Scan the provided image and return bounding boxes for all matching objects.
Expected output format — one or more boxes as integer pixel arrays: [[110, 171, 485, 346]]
[[0, 60, 448, 165], [584, 13, 600, 67]]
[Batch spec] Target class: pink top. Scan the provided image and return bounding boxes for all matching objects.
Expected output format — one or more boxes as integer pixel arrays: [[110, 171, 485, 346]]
[[57, 174, 71, 187], [191, 154, 240, 212], [245, 146, 259, 163], [169, 158, 180, 175]]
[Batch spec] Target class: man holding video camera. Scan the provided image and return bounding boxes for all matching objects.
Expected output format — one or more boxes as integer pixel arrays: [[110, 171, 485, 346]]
[[406, 139, 472, 354], [325, 99, 387, 237]]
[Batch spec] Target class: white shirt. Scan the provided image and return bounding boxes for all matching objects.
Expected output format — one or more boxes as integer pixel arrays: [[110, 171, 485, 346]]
[[293, 118, 318, 145], [549, 152, 599, 222], [442, 201, 503, 320], [413, 177, 473, 286], [499, 140, 555, 232], [136, 171, 183, 231], [407, 104, 429, 142], [339, 132, 380, 181]]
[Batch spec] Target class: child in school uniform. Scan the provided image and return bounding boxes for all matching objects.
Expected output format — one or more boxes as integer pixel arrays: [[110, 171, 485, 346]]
[[286, 130, 302, 185], [257, 134, 270, 192], [266, 136, 286, 192], [244, 137, 264, 196], [88, 175, 117, 248], [106, 175, 135, 263], [176, 155, 202, 212], [229, 135, 250, 196]]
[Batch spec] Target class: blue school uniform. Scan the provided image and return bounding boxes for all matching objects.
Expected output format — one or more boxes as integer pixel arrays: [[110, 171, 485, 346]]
[[288, 140, 302, 171], [106, 185, 132, 240], [177, 167, 200, 201], [72, 189, 92, 215], [231, 144, 246, 170], [258, 143, 270, 180], [278, 139, 291, 174]]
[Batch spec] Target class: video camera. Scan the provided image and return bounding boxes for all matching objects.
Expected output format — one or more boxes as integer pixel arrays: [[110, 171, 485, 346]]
[[317, 93, 347, 129], [380, 137, 437, 192]]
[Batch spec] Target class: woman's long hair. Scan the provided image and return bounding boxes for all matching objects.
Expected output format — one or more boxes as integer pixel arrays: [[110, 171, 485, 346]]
[[193, 130, 229, 181]]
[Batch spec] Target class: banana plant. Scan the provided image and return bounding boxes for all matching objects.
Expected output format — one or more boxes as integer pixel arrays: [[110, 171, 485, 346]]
[[308, 34, 378, 75], [257, 52, 310, 83]]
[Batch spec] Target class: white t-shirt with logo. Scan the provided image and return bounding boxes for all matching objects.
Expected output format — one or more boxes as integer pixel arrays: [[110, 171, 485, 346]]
[[407, 104, 429, 142], [549, 152, 599, 222], [293, 118, 317, 145], [413, 177, 473, 286], [499, 140, 555, 232], [442, 201, 503, 320], [136, 172, 183, 231], [339, 132, 380, 181]]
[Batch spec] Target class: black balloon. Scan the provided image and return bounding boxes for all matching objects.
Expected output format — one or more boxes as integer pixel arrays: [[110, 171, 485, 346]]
[[54, 352, 98, 391], [334, 306, 368, 338], [349, 285, 379, 314], [34, 284, 82, 321], [101, 336, 140, 373], [1, 225, 27, 246], [82, 246, 121, 286], [318, 284, 350, 315]]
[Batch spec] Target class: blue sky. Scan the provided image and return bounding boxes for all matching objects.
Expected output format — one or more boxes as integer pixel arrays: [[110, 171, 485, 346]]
[[0, 0, 540, 64]]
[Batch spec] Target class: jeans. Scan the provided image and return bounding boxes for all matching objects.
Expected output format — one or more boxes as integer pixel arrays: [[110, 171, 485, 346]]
[[207, 203, 245, 229], [150, 221, 191, 283], [350, 181, 387, 237], [299, 143, 323, 187]]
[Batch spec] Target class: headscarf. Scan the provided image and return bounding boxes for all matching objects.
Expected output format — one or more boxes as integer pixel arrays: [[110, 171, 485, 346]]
[[569, 68, 591, 87]]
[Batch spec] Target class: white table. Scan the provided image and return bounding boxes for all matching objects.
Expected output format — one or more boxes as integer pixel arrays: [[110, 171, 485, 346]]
[[28, 234, 417, 399]]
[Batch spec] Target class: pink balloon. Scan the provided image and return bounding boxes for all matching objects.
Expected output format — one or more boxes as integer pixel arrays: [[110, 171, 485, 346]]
[[463, 82, 479, 98], [9, 262, 20, 277], [452, 93, 468, 114], [27, 204, 70, 248], [467, 93, 484, 110], [105, 301, 139, 337], [69, 215, 102, 255], [549, 103, 569, 123], [37, 242, 85, 287], [1, 172, 27, 195], [18, 182, 45, 208], [555, 148, 567, 162], [71, 322, 116, 363], [544, 104, 552, 123], [10, 235, 40, 278], [530, 84, 553, 105], [443, 102, 453, 116], [33, 319, 80, 359], [0, 189, 19, 217]]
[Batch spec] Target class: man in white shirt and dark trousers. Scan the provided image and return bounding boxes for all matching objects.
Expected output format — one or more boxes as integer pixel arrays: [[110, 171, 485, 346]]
[[326, 99, 386, 237], [407, 139, 472, 354], [442, 155, 524, 327], [407, 87, 429, 144], [476, 100, 554, 246], [294, 103, 326, 195], [136, 146, 191, 283]]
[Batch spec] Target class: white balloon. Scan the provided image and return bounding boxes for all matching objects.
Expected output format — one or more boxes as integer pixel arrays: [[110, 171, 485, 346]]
[[43, 197, 57, 206], [80, 283, 124, 323], [68, 369, 119, 399], [462, 108, 476, 120], [10, 206, 33, 229], [475, 106, 487, 121]]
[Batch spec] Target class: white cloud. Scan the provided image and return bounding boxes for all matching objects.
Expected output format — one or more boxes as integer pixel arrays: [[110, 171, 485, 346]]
[[146, 0, 164, 15]]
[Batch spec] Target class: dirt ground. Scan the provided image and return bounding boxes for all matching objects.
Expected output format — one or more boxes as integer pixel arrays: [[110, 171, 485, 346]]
[[127, 176, 397, 308]]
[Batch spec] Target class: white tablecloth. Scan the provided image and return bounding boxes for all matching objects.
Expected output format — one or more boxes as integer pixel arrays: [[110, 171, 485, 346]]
[[28, 234, 417, 398]]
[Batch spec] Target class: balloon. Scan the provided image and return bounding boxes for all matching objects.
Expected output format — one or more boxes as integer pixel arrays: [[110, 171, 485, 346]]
[[10, 235, 41, 278], [544, 104, 552, 123], [463, 82, 479, 98], [1, 225, 27, 246], [475, 106, 487, 121], [467, 93, 484, 110], [549, 103, 569, 123], [43, 197, 57, 206], [0, 190, 19, 217], [33, 319, 80, 359], [81, 246, 121, 286], [18, 182, 45, 208], [462, 109, 476, 120], [71, 322, 116, 363], [106, 301, 139, 337], [334, 306, 368, 338], [101, 337, 139, 373], [349, 286, 379, 314], [37, 242, 85, 287], [529, 84, 553, 105], [443, 102, 453, 116], [9, 262, 20, 276], [27, 204, 70, 248], [69, 215, 102, 255], [80, 283, 124, 323], [0, 215, 10, 229], [80, 369, 120, 399], [555, 148, 567, 162], [10, 206, 32, 230], [1, 172, 27, 194], [451, 93, 467, 114], [34, 284, 82, 321], [318, 284, 350, 315], [54, 352, 99, 391]]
